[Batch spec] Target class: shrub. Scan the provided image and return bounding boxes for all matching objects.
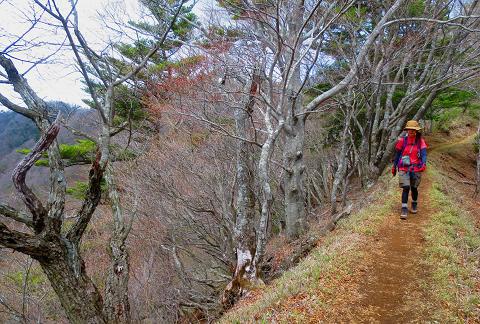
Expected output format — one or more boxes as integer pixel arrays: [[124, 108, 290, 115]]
[[66, 179, 107, 200]]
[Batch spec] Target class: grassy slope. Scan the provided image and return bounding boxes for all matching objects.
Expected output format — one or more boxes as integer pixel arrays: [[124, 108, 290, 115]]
[[220, 174, 399, 323], [424, 167, 480, 322], [221, 139, 480, 323]]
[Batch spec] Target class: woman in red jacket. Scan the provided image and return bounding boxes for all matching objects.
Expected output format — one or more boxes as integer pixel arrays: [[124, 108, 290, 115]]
[[392, 120, 428, 219]]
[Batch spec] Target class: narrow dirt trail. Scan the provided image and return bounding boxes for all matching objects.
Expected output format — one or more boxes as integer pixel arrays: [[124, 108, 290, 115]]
[[347, 176, 434, 322], [332, 135, 469, 322], [327, 136, 461, 322], [220, 132, 478, 323]]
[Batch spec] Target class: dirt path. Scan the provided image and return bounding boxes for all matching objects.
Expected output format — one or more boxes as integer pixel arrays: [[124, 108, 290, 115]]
[[220, 131, 479, 323], [333, 134, 475, 322], [329, 132, 471, 322], [346, 176, 434, 322]]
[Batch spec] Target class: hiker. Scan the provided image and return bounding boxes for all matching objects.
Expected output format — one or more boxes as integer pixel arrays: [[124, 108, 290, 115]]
[[391, 120, 428, 219]]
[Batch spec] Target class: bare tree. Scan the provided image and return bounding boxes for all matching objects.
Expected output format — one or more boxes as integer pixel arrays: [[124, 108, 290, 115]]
[[0, 0, 187, 322], [115, 127, 238, 320], [343, 0, 480, 183], [218, 0, 407, 240]]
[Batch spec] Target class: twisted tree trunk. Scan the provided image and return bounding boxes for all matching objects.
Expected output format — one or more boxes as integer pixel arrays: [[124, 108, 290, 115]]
[[0, 116, 107, 323]]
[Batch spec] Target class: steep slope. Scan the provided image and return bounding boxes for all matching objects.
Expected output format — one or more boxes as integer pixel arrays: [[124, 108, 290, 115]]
[[220, 128, 480, 323]]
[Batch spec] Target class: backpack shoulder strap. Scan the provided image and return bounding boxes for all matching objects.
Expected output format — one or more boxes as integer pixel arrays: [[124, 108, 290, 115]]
[[401, 135, 408, 154], [416, 136, 422, 157]]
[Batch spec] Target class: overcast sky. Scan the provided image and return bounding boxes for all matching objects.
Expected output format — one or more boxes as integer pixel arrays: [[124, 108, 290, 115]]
[[1, 0, 125, 109], [0, 0, 209, 112]]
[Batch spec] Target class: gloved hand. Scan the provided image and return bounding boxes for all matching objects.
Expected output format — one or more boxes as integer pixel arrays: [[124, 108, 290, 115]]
[[391, 165, 397, 176], [416, 163, 426, 172]]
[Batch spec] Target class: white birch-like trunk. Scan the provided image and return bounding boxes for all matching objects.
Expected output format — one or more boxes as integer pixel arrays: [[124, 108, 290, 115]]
[[222, 78, 258, 306], [253, 111, 283, 271], [254, 137, 274, 269]]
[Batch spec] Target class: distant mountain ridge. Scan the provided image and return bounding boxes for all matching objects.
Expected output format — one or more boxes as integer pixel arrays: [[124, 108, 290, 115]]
[[0, 104, 97, 202], [0, 111, 39, 157], [0, 101, 91, 157]]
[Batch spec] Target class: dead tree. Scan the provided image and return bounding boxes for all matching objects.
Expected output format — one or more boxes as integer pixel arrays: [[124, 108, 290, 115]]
[[1, 53, 105, 322]]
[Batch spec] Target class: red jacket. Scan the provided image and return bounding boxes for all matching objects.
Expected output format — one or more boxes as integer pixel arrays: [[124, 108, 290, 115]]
[[394, 135, 428, 172]]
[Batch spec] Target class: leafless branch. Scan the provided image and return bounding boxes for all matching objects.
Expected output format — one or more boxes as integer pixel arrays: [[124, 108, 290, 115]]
[[177, 112, 262, 147], [0, 91, 39, 119], [12, 116, 61, 233], [382, 16, 480, 33], [67, 150, 104, 244], [0, 204, 33, 228]]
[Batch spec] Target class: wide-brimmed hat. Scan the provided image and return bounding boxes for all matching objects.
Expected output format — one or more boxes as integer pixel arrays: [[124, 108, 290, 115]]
[[404, 120, 422, 131]]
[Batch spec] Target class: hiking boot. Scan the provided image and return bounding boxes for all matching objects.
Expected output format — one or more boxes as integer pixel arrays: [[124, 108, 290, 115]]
[[400, 207, 408, 220], [411, 201, 418, 214]]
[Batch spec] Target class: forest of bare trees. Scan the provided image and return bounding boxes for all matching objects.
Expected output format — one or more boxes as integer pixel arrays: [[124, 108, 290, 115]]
[[1, 0, 480, 322]]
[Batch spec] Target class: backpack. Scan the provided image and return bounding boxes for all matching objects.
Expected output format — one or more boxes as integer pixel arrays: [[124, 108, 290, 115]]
[[400, 135, 421, 166]]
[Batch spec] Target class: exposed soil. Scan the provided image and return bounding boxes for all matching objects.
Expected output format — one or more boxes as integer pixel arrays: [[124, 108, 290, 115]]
[[344, 176, 434, 323]]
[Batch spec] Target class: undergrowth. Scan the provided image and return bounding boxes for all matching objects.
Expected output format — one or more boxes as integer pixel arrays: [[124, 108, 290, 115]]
[[424, 167, 480, 322], [429, 88, 480, 133]]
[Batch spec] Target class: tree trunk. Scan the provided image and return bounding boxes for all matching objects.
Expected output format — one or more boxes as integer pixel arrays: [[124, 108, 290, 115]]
[[101, 98, 132, 323], [0, 110, 107, 323], [253, 120, 282, 271], [222, 76, 257, 307], [283, 115, 307, 239], [281, 1, 308, 240], [372, 124, 404, 180], [37, 240, 106, 324], [254, 140, 273, 268], [103, 233, 130, 323], [331, 108, 353, 215], [103, 165, 131, 323]]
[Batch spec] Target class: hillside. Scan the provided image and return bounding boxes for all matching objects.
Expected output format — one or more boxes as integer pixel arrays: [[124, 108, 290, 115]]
[[1, 0, 480, 321], [220, 126, 480, 322], [0, 111, 39, 158], [0, 108, 98, 203], [1, 115, 478, 323]]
